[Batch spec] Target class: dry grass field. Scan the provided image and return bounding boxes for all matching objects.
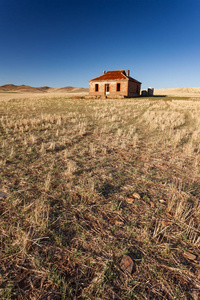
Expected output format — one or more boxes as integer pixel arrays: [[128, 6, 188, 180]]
[[154, 87, 200, 98], [1, 91, 200, 299]]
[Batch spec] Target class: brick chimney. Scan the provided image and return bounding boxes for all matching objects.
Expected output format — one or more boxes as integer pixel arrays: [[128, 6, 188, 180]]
[[103, 70, 106, 75], [127, 69, 130, 76]]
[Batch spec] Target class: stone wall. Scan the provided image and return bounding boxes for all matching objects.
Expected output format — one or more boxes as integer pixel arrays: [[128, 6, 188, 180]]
[[127, 81, 141, 97], [89, 80, 128, 97]]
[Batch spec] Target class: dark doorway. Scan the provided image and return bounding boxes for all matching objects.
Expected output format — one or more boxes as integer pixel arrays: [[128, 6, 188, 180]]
[[105, 84, 110, 95]]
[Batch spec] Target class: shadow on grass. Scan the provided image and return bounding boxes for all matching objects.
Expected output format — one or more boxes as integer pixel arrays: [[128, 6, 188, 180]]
[[99, 182, 121, 197], [140, 95, 166, 98]]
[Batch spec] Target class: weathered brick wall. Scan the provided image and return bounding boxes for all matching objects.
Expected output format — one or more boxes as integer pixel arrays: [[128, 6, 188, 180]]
[[127, 81, 141, 97], [89, 80, 128, 97], [89, 81, 104, 96]]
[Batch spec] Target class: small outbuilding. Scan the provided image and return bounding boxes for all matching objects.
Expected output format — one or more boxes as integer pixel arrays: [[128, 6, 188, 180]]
[[88, 70, 141, 98], [141, 87, 154, 97]]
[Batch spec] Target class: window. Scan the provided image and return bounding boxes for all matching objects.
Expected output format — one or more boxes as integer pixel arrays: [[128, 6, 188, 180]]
[[95, 84, 99, 92], [117, 83, 120, 92]]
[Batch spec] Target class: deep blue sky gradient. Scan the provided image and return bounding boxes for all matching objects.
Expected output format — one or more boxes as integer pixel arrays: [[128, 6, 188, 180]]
[[0, 0, 199, 89]]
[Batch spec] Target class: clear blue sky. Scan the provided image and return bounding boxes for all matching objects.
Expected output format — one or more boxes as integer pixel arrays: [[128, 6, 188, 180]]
[[0, 0, 199, 89]]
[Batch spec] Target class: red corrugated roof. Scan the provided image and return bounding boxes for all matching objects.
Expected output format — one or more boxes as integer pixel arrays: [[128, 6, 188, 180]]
[[90, 70, 141, 84], [90, 70, 126, 81]]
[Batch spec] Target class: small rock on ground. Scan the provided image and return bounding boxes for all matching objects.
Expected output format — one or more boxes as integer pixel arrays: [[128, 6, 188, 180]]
[[183, 251, 197, 261], [132, 192, 141, 199], [120, 254, 135, 274]]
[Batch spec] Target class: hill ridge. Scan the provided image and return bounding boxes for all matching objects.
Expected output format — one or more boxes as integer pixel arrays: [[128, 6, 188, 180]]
[[0, 84, 88, 93]]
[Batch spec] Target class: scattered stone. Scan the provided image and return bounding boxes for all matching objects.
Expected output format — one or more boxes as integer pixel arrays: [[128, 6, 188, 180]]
[[183, 251, 197, 261], [114, 220, 124, 226], [71, 96, 84, 99], [92, 276, 99, 283], [124, 197, 134, 203], [150, 201, 155, 208], [132, 192, 141, 199], [120, 254, 135, 274], [162, 221, 172, 226], [159, 199, 165, 204], [0, 191, 8, 199]]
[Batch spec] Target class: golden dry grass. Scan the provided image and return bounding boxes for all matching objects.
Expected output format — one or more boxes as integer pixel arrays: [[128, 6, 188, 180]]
[[154, 87, 200, 97], [1, 93, 200, 299]]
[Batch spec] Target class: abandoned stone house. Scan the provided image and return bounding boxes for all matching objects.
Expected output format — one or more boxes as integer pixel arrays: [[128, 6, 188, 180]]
[[88, 70, 141, 98]]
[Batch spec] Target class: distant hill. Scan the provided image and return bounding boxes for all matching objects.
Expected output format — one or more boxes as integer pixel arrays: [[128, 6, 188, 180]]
[[154, 87, 200, 97], [0, 84, 89, 93], [1, 84, 200, 97]]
